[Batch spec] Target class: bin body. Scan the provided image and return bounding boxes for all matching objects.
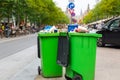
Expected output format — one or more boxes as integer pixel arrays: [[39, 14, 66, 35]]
[[66, 33, 101, 80], [38, 33, 62, 77], [37, 36, 40, 58], [57, 32, 69, 67]]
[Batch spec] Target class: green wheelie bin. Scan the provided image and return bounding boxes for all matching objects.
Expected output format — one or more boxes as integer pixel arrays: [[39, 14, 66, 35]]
[[38, 33, 62, 78], [65, 33, 102, 80]]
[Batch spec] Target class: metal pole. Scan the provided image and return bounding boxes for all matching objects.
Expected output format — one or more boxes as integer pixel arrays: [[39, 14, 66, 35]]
[[71, 14, 72, 24]]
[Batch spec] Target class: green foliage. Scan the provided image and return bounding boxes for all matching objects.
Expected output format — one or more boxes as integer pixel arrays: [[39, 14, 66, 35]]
[[0, 0, 69, 26], [26, 0, 69, 25], [83, 11, 94, 23], [83, 0, 120, 24]]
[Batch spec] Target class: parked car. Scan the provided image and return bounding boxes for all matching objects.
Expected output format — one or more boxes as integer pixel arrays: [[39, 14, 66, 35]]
[[96, 17, 120, 47]]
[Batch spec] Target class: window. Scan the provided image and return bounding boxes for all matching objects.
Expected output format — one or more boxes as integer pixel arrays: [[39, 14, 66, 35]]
[[109, 19, 120, 30]]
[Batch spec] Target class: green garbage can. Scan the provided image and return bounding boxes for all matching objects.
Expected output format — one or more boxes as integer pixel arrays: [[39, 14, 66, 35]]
[[65, 33, 102, 80], [38, 33, 62, 78]]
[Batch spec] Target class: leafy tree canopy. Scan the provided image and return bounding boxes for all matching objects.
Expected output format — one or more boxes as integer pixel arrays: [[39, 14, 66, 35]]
[[83, 0, 120, 24]]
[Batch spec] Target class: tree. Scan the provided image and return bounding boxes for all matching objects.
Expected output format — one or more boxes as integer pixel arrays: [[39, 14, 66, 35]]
[[26, 0, 69, 25], [0, 0, 15, 23], [83, 0, 120, 24], [0, 0, 69, 27]]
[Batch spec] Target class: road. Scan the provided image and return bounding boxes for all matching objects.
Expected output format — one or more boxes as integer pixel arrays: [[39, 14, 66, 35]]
[[95, 46, 120, 80], [0, 34, 37, 59]]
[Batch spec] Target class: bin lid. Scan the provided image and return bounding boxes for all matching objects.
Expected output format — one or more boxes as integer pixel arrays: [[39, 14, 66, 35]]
[[59, 32, 68, 36], [68, 24, 78, 27], [38, 33, 59, 37], [69, 33, 102, 38]]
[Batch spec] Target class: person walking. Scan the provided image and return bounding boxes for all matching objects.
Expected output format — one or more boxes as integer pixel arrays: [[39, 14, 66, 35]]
[[5, 23, 11, 38], [0, 27, 3, 38], [0, 23, 5, 38]]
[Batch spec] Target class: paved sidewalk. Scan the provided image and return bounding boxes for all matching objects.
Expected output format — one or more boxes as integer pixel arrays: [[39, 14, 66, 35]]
[[0, 45, 37, 80], [10, 59, 40, 80], [6, 47, 120, 80], [0, 39, 119, 80]]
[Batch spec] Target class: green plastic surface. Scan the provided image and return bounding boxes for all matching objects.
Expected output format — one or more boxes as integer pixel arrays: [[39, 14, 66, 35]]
[[69, 33, 102, 38], [38, 33, 62, 77], [59, 32, 68, 36], [38, 33, 59, 37], [66, 33, 101, 80]]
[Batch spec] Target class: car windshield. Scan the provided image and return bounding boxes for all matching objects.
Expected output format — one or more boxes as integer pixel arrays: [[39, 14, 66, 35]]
[[102, 20, 112, 29]]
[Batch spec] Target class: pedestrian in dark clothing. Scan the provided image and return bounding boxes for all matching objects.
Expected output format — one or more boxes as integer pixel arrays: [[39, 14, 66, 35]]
[[5, 24, 11, 38]]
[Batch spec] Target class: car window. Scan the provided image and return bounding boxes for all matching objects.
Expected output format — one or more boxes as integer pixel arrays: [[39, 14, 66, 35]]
[[109, 19, 120, 30], [102, 20, 111, 29]]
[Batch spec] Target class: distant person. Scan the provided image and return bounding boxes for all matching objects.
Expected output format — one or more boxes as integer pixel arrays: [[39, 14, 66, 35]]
[[0, 27, 3, 38], [5, 23, 11, 38], [1, 23, 5, 31], [0, 23, 5, 38]]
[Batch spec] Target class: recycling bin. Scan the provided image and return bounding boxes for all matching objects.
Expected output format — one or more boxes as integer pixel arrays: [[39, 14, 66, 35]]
[[38, 33, 62, 77], [65, 33, 102, 80], [68, 24, 78, 32]]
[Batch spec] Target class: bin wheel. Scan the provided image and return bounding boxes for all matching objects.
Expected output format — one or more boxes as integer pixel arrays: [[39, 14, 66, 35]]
[[65, 75, 72, 80], [38, 66, 41, 75], [73, 75, 82, 80]]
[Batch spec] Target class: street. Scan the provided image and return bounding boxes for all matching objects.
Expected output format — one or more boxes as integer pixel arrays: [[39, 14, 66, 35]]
[[0, 34, 120, 80], [95, 46, 120, 80], [0, 34, 37, 59]]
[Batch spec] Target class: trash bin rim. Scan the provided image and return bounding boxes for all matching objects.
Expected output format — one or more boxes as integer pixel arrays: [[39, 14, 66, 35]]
[[38, 32, 59, 37], [68, 33, 102, 38], [59, 32, 68, 36]]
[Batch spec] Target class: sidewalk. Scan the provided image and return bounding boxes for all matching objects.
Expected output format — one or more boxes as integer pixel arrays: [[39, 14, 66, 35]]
[[0, 37, 119, 80], [8, 47, 65, 80], [26, 47, 120, 80], [0, 45, 37, 80], [10, 59, 39, 80]]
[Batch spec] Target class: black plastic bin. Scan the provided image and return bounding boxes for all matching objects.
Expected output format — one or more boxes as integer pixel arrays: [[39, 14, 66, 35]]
[[37, 36, 40, 58], [57, 32, 69, 67]]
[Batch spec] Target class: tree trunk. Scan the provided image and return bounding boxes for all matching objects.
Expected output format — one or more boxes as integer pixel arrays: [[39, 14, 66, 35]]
[[25, 15, 27, 27], [17, 13, 20, 28], [8, 14, 10, 24], [17, 0, 20, 28]]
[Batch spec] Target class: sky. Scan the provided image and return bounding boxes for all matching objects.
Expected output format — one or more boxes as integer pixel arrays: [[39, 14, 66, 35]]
[[53, 0, 97, 16]]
